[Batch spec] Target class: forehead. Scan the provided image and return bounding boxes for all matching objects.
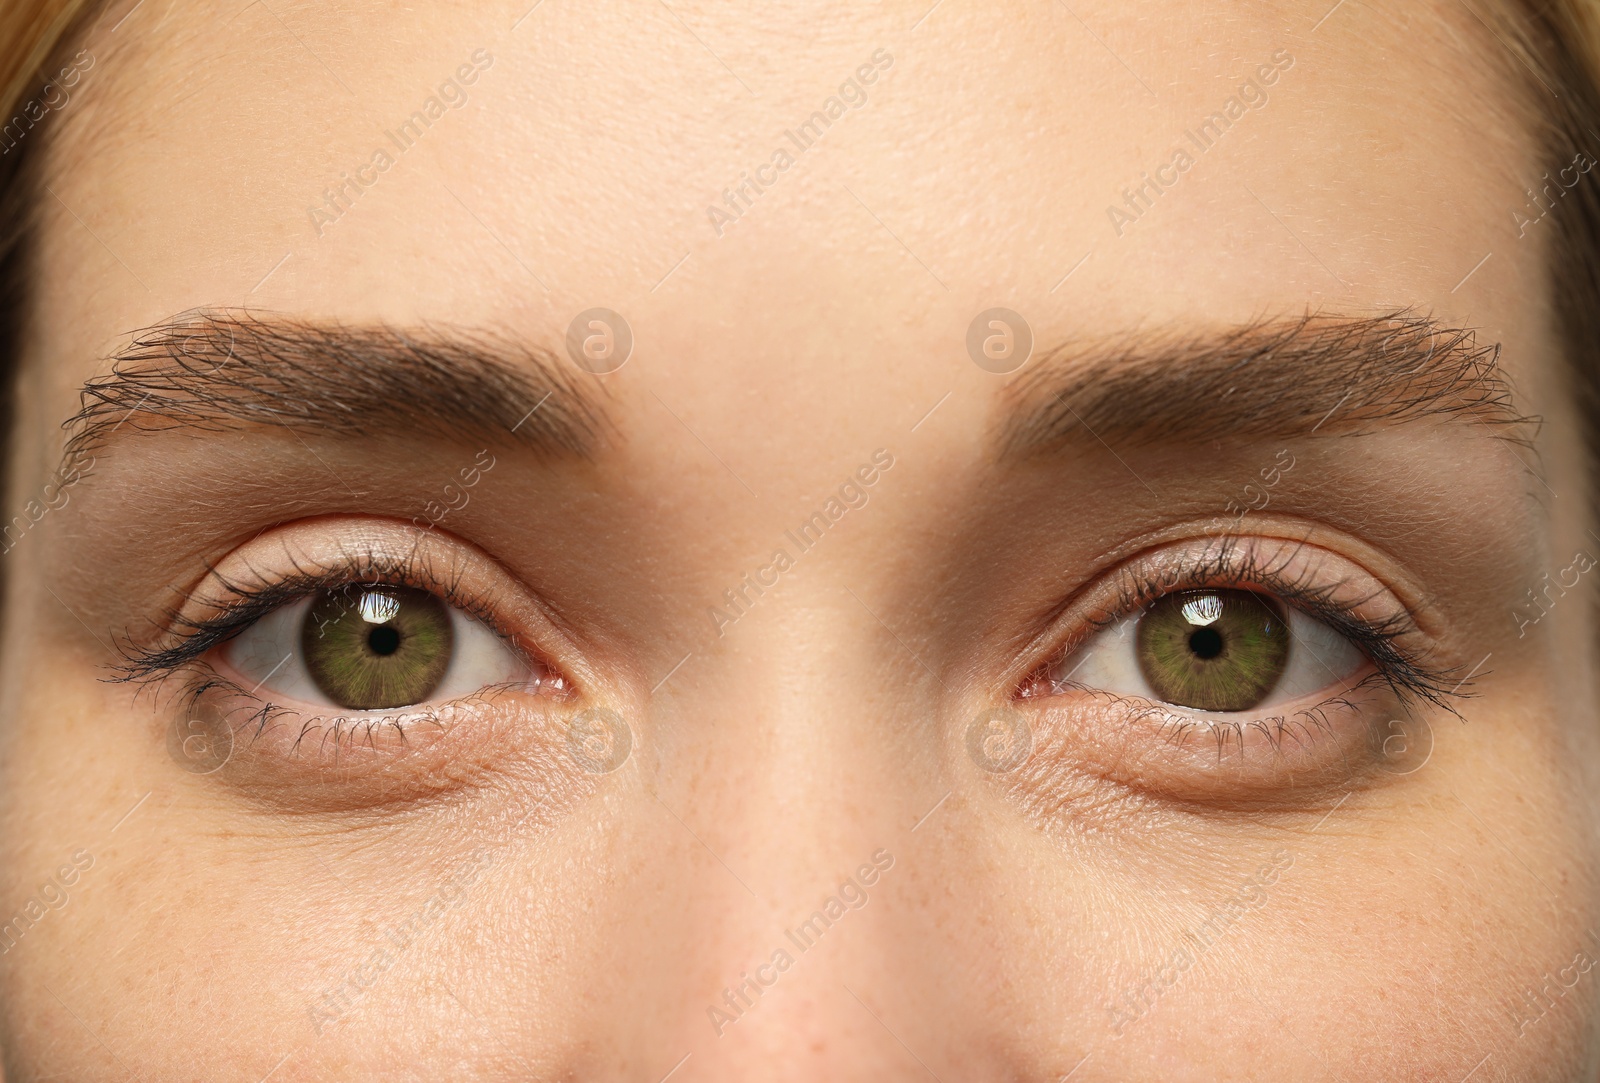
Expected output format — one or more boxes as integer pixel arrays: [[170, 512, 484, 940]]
[[30, 0, 1543, 427]]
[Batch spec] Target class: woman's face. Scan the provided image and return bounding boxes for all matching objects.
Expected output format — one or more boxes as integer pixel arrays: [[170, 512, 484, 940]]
[[1, 0, 1597, 1079]]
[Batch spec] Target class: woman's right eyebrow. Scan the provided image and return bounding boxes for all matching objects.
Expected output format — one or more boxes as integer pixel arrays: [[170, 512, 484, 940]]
[[57, 309, 610, 467]]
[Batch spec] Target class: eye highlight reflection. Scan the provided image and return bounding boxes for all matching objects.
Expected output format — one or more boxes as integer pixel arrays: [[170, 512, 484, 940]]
[[1068, 587, 1366, 714], [225, 584, 525, 711]]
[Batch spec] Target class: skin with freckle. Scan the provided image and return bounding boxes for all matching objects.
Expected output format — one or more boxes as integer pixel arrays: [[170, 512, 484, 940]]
[[0, 1, 1598, 1080]]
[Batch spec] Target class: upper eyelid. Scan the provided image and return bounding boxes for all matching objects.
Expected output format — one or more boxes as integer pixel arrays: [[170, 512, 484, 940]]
[[1100, 556, 1416, 653], [116, 544, 534, 686], [1058, 535, 1411, 650], [1111, 538, 1418, 642], [1017, 533, 1465, 710]]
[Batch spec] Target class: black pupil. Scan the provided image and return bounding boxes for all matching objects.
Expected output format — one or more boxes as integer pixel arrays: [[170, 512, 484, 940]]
[[367, 624, 402, 656], [1188, 626, 1224, 660]]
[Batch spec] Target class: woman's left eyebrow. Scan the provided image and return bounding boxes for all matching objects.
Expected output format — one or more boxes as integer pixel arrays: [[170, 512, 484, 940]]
[[999, 312, 1536, 457], [59, 309, 609, 466]]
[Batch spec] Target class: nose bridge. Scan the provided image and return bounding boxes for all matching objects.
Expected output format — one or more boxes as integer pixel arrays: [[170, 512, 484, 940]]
[[645, 574, 937, 1078]]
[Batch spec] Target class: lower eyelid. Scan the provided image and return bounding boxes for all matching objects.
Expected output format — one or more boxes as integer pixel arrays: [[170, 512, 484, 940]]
[[168, 672, 581, 813], [1014, 672, 1401, 806]]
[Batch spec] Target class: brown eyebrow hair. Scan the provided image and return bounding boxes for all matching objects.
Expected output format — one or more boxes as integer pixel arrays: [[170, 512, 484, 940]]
[[62, 310, 608, 463], [999, 311, 1536, 457]]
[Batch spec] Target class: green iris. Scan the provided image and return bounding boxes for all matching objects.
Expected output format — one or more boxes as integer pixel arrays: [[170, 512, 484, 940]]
[[1135, 589, 1290, 712], [301, 587, 454, 710]]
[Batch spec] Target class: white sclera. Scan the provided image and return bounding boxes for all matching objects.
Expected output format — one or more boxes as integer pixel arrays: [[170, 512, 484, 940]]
[[1054, 601, 1366, 712], [223, 593, 529, 709]]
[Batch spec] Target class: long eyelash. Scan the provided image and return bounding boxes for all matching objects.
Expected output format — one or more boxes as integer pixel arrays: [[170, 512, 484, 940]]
[[1040, 533, 1471, 714], [111, 537, 511, 685]]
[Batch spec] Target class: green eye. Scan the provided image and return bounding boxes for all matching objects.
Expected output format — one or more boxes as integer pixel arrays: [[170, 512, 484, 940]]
[[301, 587, 455, 710], [1135, 589, 1290, 712]]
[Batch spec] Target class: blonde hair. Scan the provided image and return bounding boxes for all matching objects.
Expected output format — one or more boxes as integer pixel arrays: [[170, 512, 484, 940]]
[[0, 0, 92, 132]]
